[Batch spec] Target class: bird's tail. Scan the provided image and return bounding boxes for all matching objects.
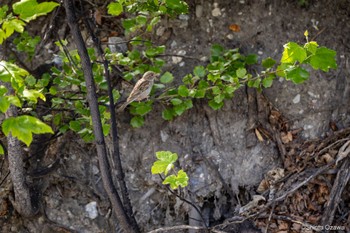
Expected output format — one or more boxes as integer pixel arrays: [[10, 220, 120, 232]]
[[117, 101, 129, 112]]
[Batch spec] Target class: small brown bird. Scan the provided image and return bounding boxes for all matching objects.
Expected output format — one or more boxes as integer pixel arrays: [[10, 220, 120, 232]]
[[117, 71, 158, 112]]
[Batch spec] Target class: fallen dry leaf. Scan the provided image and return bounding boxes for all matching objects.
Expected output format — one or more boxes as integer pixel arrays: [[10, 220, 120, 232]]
[[94, 9, 102, 25], [255, 128, 264, 142]]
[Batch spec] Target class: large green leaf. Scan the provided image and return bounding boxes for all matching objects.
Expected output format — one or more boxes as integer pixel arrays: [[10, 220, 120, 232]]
[[13, 0, 59, 22], [2, 115, 53, 146], [281, 42, 307, 64], [309, 47, 337, 72], [285, 66, 309, 84]]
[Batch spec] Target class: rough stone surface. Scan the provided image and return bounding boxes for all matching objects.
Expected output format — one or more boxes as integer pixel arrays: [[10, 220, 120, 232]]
[[1, 0, 350, 232]]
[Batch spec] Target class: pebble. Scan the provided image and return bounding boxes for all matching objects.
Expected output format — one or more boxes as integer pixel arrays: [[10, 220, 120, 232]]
[[307, 91, 319, 98], [85, 201, 98, 219], [179, 14, 189, 21], [170, 40, 177, 48], [160, 130, 169, 142], [212, 8, 221, 17], [226, 34, 234, 40], [92, 165, 99, 175], [156, 26, 165, 36], [292, 94, 301, 104], [108, 37, 127, 54]]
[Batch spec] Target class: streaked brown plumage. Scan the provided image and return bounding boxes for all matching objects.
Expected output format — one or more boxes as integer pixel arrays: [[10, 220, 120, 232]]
[[117, 71, 158, 112]]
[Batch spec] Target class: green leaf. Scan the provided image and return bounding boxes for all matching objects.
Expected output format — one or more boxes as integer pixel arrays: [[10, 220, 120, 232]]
[[152, 151, 178, 175], [0, 96, 10, 113], [224, 85, 235, 94], [245, 54, 258, 65], [102, 123, 110, 136], [309, 47, 337, 72], [198, 80, 209, 89], [122, 18, 136, 32], [173, 104, 186, 116], [165, 0, 188, 14], [208, 99, 224, 110], [183, 99, 193, 109], [262, 57, 276, 69], [162, 108, 174, 121], [69, 120, 82, 132], [25, 75, 36, 86], [3, 19, 25, 37], [0, 85, 7, 95], [214, 94, 225, 103], [176, 169, 189, 188], [0, 144, 4, 155], [162, 169, 189, 189], [131, 102, 152, 116], [160, 72, 174, 84], [130, 115, 144, 128], [262, 74, 275, 88], [210, 44, 224, 62], [13, 0, 60, 22], [247, 78, 261, 88], [285, 66, 309, 84], [281, 42, 307, 64], [22, 89, 45, 102], [6, 96, 21, 107], [212, 86, 221, 95], [0, 6, 9, 21], [0, 61, 29, 83], [194, 89, 206, 98], [171, 98, 182, 105], [178, 85, 189, 97], [236, 68, 247, 78], [107, 2, 123, 16], [145, 45, 165, 57], [193, 66, 206, 77], [2, 115, 53, 146], [147, 16, 160, 31], [304, 41, 318, 54]]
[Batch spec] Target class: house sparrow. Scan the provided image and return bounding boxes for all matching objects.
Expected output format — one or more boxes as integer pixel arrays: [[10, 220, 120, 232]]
[[117, 71, 158, 112]]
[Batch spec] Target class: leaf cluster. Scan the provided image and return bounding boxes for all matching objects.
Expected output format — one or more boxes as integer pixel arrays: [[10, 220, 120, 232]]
[[151, 151, 189, 189]]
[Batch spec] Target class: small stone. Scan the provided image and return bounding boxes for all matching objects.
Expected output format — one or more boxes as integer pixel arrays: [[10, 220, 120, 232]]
[[200, 56, 208, 62], [160, 130, 169, 142], [212, 8, 221, 17], [226, 34, 234, 40], [85, 201, 98, 219], [178, 50, 186, 56], [195, 5, 203, 18], [179, 14, 189, 21], [307, 91, 319, 98], [172, 56, 182, 64], [179, 61, 185, 67], [258, 51, 263, 55], [92, 165, 99, 175], [108, 37, 127, 54], [170, 40, 177, 48], [156, 26, 166, 36], [292, 94, 300, 104]]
